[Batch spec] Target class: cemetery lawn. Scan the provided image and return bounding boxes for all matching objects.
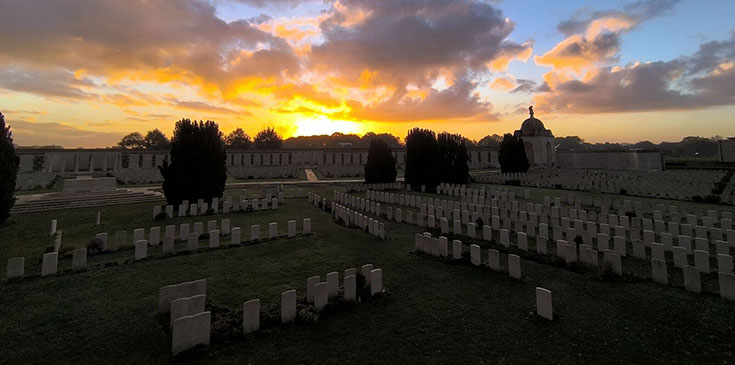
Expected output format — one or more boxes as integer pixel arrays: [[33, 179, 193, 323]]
[[1, 186, 735, 363]]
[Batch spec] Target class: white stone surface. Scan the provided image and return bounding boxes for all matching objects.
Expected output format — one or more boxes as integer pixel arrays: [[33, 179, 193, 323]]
[[683, 266, 701, 293], [243, 299, 260, 334], [508, 254, 521, 279], [326, 272, 339, 298], [231, 227, 241, 245], [251, 225, 260, 241], [288, 220, 296, 238], [718, 273, 735, 301], [159, 279, 207, 313], [651, 259, 668, 285], [187, 233, 198, 252], [41, 252, 58, 276], [209, 231, 220, 248], [470, 244, 481, 266], [314, 282, 328, 311], [163, 236, 175, 253], [135, 240, 148, 260], [303, 218, 312, 234], [171, 311, 210, 356], [170, 294, 205, 329], [488, 249, 500, 271], [370, 268, 383, 296], [344, 275, 357, 301], [536, 287, 553, 320], [452, 240, 463, 260], [306, 276, 320, 303], [6, 257, 24, 279], [281, 290, 297, 323]]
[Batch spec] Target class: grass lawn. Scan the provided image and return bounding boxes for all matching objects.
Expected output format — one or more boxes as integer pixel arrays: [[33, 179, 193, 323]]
[[1, 185, 735, 363]]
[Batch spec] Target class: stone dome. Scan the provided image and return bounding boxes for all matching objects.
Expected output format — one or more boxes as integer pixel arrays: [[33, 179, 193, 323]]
[[515, 106, 553, 137]]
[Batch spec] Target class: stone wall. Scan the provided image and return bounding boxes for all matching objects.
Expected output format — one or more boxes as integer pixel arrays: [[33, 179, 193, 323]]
[[15, 147, 500, 186], [719, 138, 735, 162]]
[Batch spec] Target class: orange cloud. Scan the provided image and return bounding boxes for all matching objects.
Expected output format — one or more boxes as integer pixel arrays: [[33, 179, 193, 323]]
[[490, 77, 515, 91]]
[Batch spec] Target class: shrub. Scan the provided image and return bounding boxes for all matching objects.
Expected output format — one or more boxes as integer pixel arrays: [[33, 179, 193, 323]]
[[154, 211, 168, 220], [87, 237, 104, 254], [573, 235, 584, 246], [619, 189, 628, 195], [505, 179, 521, 186], [596, 261, 619, 282]]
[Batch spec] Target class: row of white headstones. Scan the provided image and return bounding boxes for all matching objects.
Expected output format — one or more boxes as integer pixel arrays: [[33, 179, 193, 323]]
[[335, 189, 735, 300], [414, 232, 553, 320], [153, 193, 284, 219], [476, 169, 726, 200], [161, 266, 384, 356], [4, 218, 313, 280]]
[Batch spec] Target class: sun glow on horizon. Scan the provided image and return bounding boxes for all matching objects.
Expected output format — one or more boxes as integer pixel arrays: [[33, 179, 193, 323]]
[[291, 115, 368, 137]]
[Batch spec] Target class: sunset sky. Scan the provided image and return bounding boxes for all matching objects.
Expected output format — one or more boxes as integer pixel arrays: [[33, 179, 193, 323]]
[[1, 0, 734, 148]]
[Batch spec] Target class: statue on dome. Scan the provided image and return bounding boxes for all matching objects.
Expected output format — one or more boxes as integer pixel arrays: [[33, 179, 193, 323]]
[[529, 105, 534, 118]]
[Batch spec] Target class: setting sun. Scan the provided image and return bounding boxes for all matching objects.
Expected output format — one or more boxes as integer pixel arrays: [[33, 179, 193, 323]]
[[292, 115, 368, 137]]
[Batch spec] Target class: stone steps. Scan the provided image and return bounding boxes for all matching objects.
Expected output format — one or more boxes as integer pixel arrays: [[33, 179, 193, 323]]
[[12, 191, 164, 213]]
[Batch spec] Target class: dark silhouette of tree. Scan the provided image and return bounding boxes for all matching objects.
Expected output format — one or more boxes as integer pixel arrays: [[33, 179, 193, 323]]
[[118, 132, 145, 149], [364, 139, 397, 183], [0, 112, 19, 223], [143, 129, 170, 150], [225, 128, 252, 150], [437, 132, 469, 184], [158, 119, 227, 206], [361, 132, 402, 148], [254, 127, 282, 149], [405, 128, 439, 189], [478, 134, 503, 148], [498, 133, 529, 173]]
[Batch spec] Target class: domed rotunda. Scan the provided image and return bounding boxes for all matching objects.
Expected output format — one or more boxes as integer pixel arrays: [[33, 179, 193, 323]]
[[513, 106, 555, 166]]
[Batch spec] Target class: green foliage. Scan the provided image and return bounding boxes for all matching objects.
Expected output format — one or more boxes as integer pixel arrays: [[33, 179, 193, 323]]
[[225, 128, 253, 150], [498, 133, 529, 173], [364, 139, 397, 183], [118, 132, 145, 149], [159, 119, 227, 206], [405, 128, 439, 189], [0, 112, 19, 223], [143, 129, 170, 150], [87, 237, 104, 254], [437, 132, 469, 184], [254, 127, 283, 150]]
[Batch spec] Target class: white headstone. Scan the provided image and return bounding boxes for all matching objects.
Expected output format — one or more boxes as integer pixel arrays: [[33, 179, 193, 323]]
[[344, 275, 357, 302], [306, 276, 320, 303], [171, 311, 210, 356], [326, 272, 339, 298], [135, 240, 148, 260], [470, 244, 481, 266], [370, 268, 383, 296], [6, 257, 24, 279], [41, 252, 58, 276], [281, 290, 297, 323], [508, 254, 521, 279], [683, 266, 701, 293], [536, 287, 553, 320], [314, 282, 328, 311], [269, 222, 278, 239], [243, 299, 260, 334]]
